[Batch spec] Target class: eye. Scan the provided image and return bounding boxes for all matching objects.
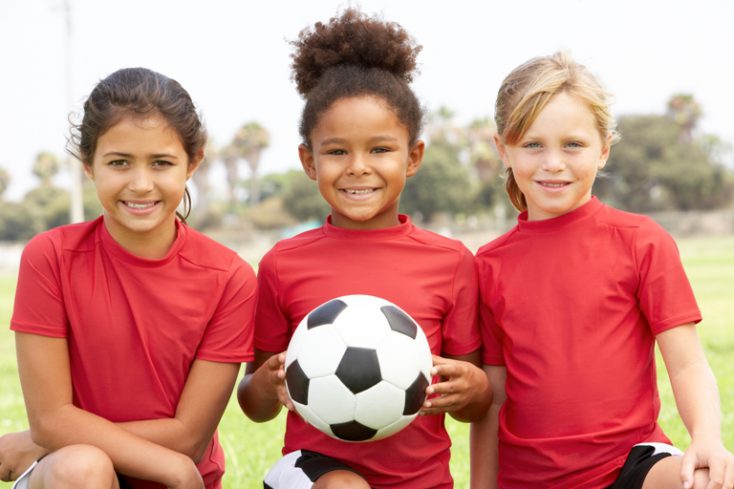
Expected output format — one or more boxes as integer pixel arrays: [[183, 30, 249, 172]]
[[371, 146, 391, 154], [108, 159, 128, 167], [152, 159, 174, 168], [565, 141, 584, 149], [522, 141, 542, 149], [326, 148, 347, 156]]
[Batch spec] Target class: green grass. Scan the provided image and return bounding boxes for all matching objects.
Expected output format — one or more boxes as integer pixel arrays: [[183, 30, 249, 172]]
[[1, 235, 733, 488]]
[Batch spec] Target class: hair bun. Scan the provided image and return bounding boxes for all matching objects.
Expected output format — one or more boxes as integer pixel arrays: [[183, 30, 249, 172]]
[[291, 8, 421, 96]]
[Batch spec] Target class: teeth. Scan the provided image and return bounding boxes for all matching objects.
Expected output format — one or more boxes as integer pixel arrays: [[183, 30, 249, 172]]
[[541, 182, 566, 188], [125, 202, 155, 209], [346, 189, 374, 195]]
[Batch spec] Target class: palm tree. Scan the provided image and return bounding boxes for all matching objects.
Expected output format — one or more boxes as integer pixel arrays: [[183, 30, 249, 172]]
[[231, 122, 270, 206], [219, 142, 241, 209], [32, 151, 60, 187], [0, 166, 10, 199], [667, 93, 702, 143]]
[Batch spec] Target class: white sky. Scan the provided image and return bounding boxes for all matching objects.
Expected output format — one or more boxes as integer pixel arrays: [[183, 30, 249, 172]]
[[1, 0, 733, 200]]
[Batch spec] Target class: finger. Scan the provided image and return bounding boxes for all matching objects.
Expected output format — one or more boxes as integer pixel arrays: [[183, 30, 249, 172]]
[[707, 461, 725, 489], [722, 460, 734, 489], [680, 450, 699, 489]]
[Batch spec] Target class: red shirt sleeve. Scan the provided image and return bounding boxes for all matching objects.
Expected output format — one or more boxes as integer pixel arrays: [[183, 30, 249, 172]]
[[440, 247, 481, 356], [196, 256, 258, 363], [11, 232, 68, 338], [635, 219, 702, 335], [475, 254, 505, 366], [253, 249, 292, 353]]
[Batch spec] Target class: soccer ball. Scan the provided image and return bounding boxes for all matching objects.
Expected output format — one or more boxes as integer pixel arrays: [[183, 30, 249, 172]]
[[284, 294, 433, 442]]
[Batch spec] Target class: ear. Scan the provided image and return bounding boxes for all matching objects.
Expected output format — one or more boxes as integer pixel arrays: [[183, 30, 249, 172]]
[[82, 162, 95, 181], [493, 134, 510, 169], [406, 140, 425, 177], [598, 134, 612, 170], [187, 149, 205, 179], [299, 144, 317, 181]]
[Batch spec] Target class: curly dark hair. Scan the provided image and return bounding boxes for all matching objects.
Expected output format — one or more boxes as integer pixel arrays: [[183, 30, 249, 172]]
[[291, 8, 424, 146]]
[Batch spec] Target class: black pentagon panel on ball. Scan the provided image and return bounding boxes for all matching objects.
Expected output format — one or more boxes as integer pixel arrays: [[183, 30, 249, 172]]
[[285, 360, 310, 405], [403, 372, 430, 415], [335, 347, 382, 394], [307, 299, 348, 329], [380, 305, 417, 338], [330, 420, 378, 442]]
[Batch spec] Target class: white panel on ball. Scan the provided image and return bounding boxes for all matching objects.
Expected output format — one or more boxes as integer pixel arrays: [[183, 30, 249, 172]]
[[354, 381, 405, 428], [307, 375, 357, 424], [376, 331, 432, 390], [290, 324, 346, 378]]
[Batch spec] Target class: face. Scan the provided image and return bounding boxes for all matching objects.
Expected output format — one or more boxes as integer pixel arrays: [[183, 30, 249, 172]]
[[299, 95, 424, 230], [495, 91, 611, 221], [84, 113, 200, 257]]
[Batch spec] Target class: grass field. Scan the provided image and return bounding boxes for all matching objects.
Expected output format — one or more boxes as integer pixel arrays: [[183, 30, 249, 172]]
[[1, 235, 733, 488]]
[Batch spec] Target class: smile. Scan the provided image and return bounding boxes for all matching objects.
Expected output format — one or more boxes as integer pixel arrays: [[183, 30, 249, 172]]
[[123, 201, 157, 209], [537, 181, 569, 188], [341, 188, 377, 195]]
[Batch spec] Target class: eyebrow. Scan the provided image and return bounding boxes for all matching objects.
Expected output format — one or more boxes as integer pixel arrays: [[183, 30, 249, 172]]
[[320, 135, 399, 145], [102, 151, 180, 159]]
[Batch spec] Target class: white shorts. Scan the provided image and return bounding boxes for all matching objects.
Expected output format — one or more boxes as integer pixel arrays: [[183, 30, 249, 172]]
[[263, 450, 358, 489], [11, 460, 38, 489]]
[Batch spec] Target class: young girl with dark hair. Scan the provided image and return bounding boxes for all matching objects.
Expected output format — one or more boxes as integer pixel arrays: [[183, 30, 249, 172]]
[[237, 9, 491, 489], [0, 67, 256, 489]]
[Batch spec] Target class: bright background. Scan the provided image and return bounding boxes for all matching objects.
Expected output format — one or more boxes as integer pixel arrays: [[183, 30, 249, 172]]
[[1, 0, 733, 200]]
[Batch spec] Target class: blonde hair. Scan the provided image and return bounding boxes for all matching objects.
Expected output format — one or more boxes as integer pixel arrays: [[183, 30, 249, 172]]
[[495, 51, 619, 211]]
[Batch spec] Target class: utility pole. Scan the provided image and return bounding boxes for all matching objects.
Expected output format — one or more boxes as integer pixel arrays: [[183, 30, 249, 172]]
[[64, 0, 84, 223]]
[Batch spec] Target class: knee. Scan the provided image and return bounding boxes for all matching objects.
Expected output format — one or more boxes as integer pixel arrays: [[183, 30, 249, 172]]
[[42, 445, 116, 489], [314, 470, 370, 489]]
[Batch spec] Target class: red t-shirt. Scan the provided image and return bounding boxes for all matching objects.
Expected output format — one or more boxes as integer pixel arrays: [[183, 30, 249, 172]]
[[11, 216, 257, 489], [256, 214, 480, 488], [476, 197, 702, 488]]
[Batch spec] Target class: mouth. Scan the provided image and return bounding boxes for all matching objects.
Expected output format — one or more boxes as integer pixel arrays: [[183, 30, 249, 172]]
[[121, 200, 159, 212], [536, 181, 570, 189], [340, 187, 378, 195]]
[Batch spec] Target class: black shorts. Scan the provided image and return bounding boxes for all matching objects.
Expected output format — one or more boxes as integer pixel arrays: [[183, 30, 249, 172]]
[[606, 443, 683, 489], [263, 450, 361, 488]]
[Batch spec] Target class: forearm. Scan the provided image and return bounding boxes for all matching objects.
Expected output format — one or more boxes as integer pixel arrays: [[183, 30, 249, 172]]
[[669, 358, 722, 441], [29, 404, 197, 485], [470, 402, 500, 489]]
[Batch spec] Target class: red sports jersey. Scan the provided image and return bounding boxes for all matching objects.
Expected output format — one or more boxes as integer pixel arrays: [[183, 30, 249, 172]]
[[11, 216, 257, 489], [476, 197, 702, 488], [256, 214, 480, 488]]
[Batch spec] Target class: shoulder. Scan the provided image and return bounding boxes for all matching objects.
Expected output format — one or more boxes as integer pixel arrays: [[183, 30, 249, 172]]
[[179, 225, 254, 276], [407, 226, 473, 257], [595, 204, 674, 245], [22, 219, 100, 261], [475, 226, 520, 259]]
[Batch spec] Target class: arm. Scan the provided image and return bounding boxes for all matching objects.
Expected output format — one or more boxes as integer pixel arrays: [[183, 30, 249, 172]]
[[118, 358, 240, 463], [657, 324, 734, 488], [470, 365, 505, 489], [16, 332, 202, 489], [237, 349, 292, 422], [421, 350, 492, 422]]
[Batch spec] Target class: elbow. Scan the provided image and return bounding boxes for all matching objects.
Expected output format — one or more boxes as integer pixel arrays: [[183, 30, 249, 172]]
[[27, 413, 60, 450]]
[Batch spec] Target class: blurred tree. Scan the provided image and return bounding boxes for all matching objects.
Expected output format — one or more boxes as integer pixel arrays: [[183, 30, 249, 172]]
[[400, 139, 474, 221], [220, 142, 240, 209], [190, 140, 216, 227], [465, 117, 504, 212], [231, 122, 270, 206], [667, 93, 702, 143], [281, 170, 329, 222], [32, 151, 60, 186], [0, 166, 10, 198], [596, 112, 733, 211], [0, 202, 39, 240]]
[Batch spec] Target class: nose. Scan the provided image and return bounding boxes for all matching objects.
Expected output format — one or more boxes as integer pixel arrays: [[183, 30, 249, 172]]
[[128, 167, 154, 193], [346, 153, 371, 176], [542, 150, 566, 172]]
